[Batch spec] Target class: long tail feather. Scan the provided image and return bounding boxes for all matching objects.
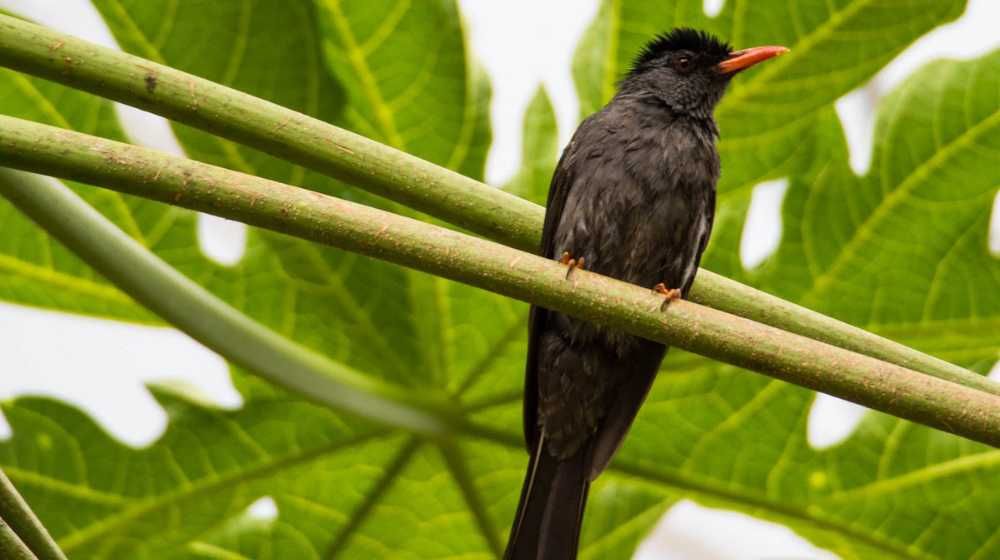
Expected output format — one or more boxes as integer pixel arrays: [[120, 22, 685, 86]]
[[504, 435, 590, 560]]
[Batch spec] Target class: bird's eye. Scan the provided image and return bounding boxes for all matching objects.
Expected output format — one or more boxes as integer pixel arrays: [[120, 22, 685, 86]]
[[674, 56, 692, 72]]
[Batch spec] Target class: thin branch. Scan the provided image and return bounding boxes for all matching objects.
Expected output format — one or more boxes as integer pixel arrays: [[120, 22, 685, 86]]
[[1, 118, 999, 448], [0, 470, 65, 560], [0, 14, 986, 396], [0, 167, 456, 437]]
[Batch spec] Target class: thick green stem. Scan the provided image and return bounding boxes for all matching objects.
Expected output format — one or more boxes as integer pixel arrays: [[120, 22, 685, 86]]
[[1, 118, 999, 447], [0, 13, 537, 249], [0, 14, 984, 395], [0, 167, 456, 437], [0, 470, 65, 560], [0, 516, 37, 560], [686, 271, 989, 394]]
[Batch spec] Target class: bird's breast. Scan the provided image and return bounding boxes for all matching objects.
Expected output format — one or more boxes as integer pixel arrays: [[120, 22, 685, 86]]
[[550, 116, 717, 356]]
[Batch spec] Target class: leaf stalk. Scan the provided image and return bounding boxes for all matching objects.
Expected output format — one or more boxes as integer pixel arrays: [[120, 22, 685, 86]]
[[0, 13, 987, 396], [0, 470, 64, 560], [0, 166, 458, 438], [1, 118, 999, 447]]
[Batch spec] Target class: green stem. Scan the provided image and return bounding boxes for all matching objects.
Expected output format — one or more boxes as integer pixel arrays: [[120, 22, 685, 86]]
[[0, 13, 537, 249], [0, 470, 64, 560], [686, 270, 990, 394], [0, 167, 456, 438], [1, 117, 999, 448], [0, 516, 37, 560], [0, 14, 984, 395]]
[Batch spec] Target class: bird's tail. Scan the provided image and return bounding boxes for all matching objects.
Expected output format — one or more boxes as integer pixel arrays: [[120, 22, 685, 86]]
[[504, 434, 590, 560]]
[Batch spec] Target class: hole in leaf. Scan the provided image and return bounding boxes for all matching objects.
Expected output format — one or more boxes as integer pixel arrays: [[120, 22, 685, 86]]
[[0, 413, 10, 440], [871, 1, 1000, 95], [197, 214, 248, 266], [740, 178, 788, 270], [635, 500, 838, 559], [807, 393, 867, 449], [702, 0, 724, 17], [0, 0, 117, 47], [835, 86, 877, 175], [246, 496, 278, 521], [0, 302, 238, 446], [988, 361, 1000, 381], [989, 191, 1000, 257], [457, 0, 595, 184], [115, 104, 186, 157]]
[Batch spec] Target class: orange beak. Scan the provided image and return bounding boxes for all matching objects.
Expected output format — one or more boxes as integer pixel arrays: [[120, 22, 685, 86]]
[[717, 45, 789, 74]]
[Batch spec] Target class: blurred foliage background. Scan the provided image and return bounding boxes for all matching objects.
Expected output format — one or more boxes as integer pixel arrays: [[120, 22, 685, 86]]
[[0, 0, 997, 558]]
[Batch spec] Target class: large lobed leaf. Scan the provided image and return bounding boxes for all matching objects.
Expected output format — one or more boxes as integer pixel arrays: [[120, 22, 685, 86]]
[[0, 0, 996, 559], [556, 0, 998, 558], [1, 1, 570, 558]]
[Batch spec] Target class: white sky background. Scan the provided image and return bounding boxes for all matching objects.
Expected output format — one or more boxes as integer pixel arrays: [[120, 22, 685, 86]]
[[0, 1, 998, 558]]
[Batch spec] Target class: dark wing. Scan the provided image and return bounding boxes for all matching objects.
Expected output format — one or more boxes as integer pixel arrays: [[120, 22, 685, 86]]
[[590, 178, 716, 477], [522, 131, 584, 451], [685, 187, 715, 292], [539, 140, 582, 259]]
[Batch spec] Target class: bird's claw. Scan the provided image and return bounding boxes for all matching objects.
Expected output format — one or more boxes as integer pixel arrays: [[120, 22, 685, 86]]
[[559, 251, 585, 280], [653, 283, 682, 311]]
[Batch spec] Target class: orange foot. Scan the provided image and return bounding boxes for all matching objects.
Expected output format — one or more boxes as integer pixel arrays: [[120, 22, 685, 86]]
[[559, 251, 585, 280], [653, 283, 682, 311]]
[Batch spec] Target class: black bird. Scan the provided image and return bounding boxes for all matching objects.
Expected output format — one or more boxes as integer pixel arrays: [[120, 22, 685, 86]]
[[504, 29, 787, 559]]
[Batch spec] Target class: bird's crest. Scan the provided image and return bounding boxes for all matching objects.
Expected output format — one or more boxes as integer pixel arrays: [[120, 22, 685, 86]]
[[630, 28, 731, 74]]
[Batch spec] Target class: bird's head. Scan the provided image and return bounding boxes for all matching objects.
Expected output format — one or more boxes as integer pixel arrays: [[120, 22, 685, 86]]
[[622, 28, 787, 118]]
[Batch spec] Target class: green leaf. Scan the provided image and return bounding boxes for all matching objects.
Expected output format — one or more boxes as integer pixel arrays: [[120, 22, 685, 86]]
[[88, 0, 500, 391], [314, 0, 491, 178], [2, 1, 536, 558], [0, 68, 160, 323], [467, 3, 999, 559], [1, 1, 997, 559], [0, 388, 387, 557], [531, 2, 997, 557], [572, 0, 967, 233], [502, 86, 559, 206], [777, 53, 1000, 337]]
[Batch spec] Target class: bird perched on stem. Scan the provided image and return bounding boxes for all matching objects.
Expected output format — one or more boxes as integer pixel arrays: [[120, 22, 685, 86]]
[[504, 28, 787, 560]]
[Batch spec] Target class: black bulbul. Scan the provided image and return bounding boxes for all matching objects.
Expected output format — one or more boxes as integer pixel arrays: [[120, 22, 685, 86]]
[[504, 28, 788, 559]]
